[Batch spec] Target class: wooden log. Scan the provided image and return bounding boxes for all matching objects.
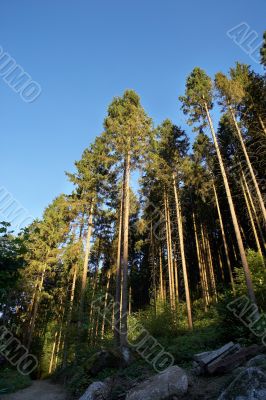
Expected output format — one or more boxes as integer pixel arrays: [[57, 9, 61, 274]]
[[194, 342, 235, 366], [207, 344, 260, 374]]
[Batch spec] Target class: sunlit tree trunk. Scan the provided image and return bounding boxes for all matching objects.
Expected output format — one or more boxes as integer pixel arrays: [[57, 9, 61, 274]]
[[101, 270, 111, 339], [114, 194, 123, 346], [164, 190, 174, 310], [193, 212, 209, 309], [213, 182, 235, 293], [120, 152, 130, 349], [27, 265, 46, 348], [173, 175, 192, 328], [63, 263, 78, 367], [204, 103, 257, 306], [159, 246, 164, 302], [49, 331, 58, 374], [242, 170, 266, 253], [78, 202, 94, 328], [205, 227, 218, 302], [241, 177, 264, 263], [229, 106, 266, 225]]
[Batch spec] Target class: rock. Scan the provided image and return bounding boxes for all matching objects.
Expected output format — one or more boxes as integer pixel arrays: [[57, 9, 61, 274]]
[[246, 354, 266, 370], [218, 367, 266, 400], [79, 381, 110, 400], [85, 349, 124, 376], [126, 365, 188, 400]]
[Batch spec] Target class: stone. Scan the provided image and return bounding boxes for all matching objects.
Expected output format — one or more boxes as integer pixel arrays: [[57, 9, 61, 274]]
[[246, 354, 266, 370], [218, 367, 266, 400], [126, 365, 188, 400], [79, 381, 110, 400]]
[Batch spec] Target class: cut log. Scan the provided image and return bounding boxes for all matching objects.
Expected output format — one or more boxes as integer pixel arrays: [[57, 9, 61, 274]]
[[207, 344, 261, 374], [194, 342, 235, 366]]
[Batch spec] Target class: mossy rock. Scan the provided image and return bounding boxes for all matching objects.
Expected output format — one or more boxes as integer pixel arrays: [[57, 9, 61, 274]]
[[218, 367, 266, 399]]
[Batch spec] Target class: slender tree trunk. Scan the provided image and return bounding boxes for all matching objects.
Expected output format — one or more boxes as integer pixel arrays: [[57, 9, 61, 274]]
[[229, 106, 266, 225], [173, 175, 192, 328], [242, 170, 266, 253], [150, 223, 157, 313], [164, 191, 174, 310], [49, 331, 58, 374], [166, 193, 176, 309], [258, 113, 266, 136], [213, 182, 235, 293], [114, 194, 123, 346], [78, 202, 94, 328], [205, 227, 218, 302], [120, 152, 130, 349], [159, 246, 164, 302], [63, 263, 78, 368], [241, 177, 264, 262], [101, 270, 111, 339], [204, 103, 257, 306], [218, 251, 225, 281], [193, 212, 209, 309], [27, 265, 46, 348], [200, 223, 212, 301], [173, 243, 179, 303]]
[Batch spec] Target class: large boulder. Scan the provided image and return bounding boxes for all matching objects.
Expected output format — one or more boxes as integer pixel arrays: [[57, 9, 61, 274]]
[[218, 367, 266, 400], [79, 381, 110, 400], [126, 365, 188, 400], [246, 355, 266, 371]]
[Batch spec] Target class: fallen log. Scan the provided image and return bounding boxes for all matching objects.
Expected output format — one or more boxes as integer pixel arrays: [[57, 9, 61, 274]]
[[207, 344, 261, 374], [193, 342, 235, 366]]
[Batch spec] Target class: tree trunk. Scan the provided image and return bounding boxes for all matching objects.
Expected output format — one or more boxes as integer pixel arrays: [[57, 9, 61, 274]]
[[166, 193, 176, 309], [101, 270, 111, 339], [164, 190, 174, 310], [120, 152, 130, 349], [49, 331, 58, 374], [159, 246, 164, 302], [205, 227, 218, 302], [258, 113, 266, 136], [229, 106, 266, 225], [242, 170, 266, 253], [193, 212, 209, 309], [114, 194, 123, 346], [173, 175, 192, 328], [241, 177, 264, 263], [27, 265, 46, 348], [63, 263, 78, 368], [78, 202, 94, 328], [213, 182, 235, 293], [204, 103, 257, 306]]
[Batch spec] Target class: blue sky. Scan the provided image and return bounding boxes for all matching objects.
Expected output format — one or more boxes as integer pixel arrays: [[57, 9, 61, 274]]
[[0, 0, 265, 228]]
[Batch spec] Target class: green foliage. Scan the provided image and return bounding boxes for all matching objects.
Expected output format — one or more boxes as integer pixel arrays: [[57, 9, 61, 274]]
[[260, 31, 266, 67], [0, 368, 31, 394], [179, 67, 213, 131], [234, 249, 266, 309], [0, 222, 25, 314]]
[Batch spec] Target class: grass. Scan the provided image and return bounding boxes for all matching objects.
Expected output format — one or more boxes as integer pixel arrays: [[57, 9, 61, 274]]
[[0, 367, 31, 394]]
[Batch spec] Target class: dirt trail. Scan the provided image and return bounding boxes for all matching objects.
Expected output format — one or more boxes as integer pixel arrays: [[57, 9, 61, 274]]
[[1, 380, 68, 400]]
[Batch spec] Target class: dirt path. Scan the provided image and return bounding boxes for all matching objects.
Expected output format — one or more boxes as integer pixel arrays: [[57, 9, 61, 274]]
[[1, 380, 69, 400]]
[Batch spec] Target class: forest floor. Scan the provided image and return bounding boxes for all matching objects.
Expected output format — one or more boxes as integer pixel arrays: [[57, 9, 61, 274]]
[[1, 380, 68, 400]]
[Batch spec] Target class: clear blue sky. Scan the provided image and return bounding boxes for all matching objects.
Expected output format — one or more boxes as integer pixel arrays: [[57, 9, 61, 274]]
[[0, 0, 265, 228]]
